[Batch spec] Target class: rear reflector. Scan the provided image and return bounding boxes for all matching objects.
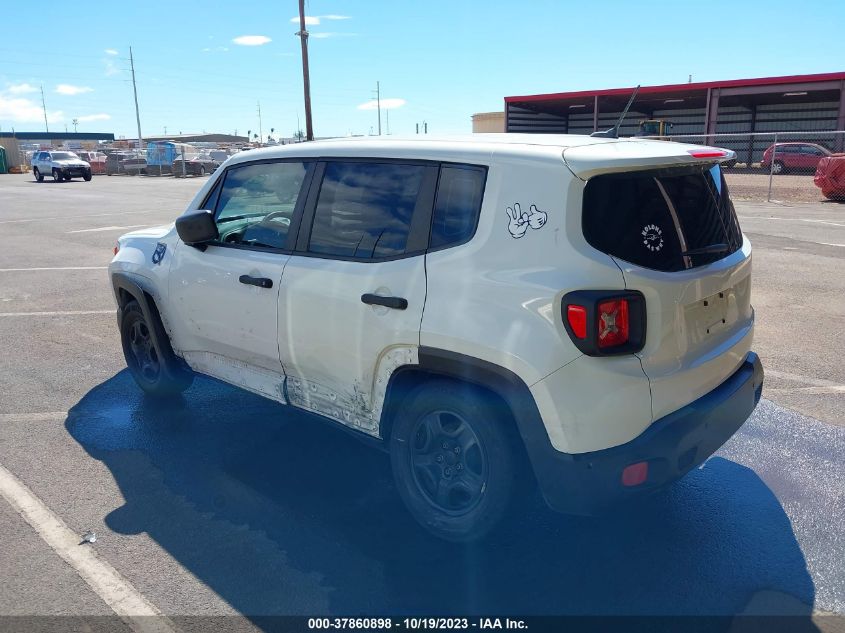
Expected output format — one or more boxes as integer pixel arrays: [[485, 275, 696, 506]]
[[622, 462, 649, 487], [597, 299, 629, 348], [566, 305, 587, 339], [688, 149, 728, 159]]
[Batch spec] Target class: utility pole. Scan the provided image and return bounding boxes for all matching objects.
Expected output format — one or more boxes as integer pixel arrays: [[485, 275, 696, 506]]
[[374, 81, 382, 135], [40, 85, 49, 133], [297, 0, 314, 141], [129, 46, 144, 151], [257, 101, 263, 146]]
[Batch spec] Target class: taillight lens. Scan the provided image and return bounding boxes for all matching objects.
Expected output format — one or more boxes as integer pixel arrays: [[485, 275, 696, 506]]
[[566, 305, 587, 339], [597, 299, 629, 348], [562, 290, 645, 356], [113, 242, 120, 256]]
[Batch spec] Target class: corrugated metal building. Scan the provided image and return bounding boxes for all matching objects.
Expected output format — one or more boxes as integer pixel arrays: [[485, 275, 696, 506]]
[[504, 72, 845, 159]]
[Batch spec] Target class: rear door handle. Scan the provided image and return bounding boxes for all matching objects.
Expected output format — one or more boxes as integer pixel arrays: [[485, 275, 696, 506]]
[[239, 275, 273, 289], [361, 294, 408, 310]]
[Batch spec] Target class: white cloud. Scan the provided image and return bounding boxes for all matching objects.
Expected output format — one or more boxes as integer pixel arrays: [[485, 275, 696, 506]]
[[77, 113, 111, 122], [56, 84, 93, 96], [358, 98, 407, 111], [7, 83, 39, 95], [321, 14, 351, 20], [232, 35, 272, 46], [289, 16, 320, 25], [0, 94, 63, 123], [104, 49, 118, 56]]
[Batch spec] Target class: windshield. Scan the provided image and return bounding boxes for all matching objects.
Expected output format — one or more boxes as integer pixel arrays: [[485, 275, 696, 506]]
[[51, 152, 78, 160]]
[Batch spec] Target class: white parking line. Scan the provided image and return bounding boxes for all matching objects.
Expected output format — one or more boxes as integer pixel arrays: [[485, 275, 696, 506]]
[[0, 310, 114, 317], [765, 369, 843, 388], [69, 225, 148, 234], [0, 463, 178, 632], [0, 267, 108, 272], [0, 412, 67, 423], [0, 212, 140, 225]]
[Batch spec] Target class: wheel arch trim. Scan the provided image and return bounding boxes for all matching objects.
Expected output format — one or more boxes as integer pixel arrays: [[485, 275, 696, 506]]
[[380, 347, 571, 491], [111, 272, 178, 362]]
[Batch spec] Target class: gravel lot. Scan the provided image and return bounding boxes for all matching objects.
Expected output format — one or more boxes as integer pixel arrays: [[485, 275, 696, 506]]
[[725, 169, 831, 203]]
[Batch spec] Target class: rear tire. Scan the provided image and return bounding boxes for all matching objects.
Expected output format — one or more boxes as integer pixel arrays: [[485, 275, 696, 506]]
[[120, 300, 193, 397], [390, 380, 520, 542]]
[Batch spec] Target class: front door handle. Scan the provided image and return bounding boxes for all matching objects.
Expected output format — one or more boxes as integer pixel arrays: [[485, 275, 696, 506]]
[[239, 275, 273, 289], [361, 293, 408, 310]]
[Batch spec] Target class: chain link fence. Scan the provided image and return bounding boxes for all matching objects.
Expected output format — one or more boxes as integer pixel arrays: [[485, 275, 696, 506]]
[[643, 131, 845, 203]]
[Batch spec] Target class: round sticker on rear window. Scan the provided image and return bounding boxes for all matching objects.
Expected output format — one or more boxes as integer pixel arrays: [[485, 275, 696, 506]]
[[642, 224, 664, 252]]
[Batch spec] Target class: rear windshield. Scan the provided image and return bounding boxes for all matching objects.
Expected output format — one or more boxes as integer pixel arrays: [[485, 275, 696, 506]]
[[582, 164, 742, 272]]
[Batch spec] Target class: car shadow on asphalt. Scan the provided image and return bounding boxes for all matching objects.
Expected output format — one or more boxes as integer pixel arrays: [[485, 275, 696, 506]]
[[65, 370, 819, 627]]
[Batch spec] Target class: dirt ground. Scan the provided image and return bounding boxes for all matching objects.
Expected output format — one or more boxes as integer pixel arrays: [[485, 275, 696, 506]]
[[725, 169, 829, 203]]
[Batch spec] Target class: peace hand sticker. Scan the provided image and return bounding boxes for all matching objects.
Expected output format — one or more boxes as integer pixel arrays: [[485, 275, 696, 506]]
[[506, 203, 547, 239]]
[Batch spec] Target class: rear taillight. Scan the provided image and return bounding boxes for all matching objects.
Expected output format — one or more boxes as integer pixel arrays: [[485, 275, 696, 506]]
[[113, 242, 120, 256], [597, 299, 629, 348], [562, 290, 646, 356], [566, 305, 587, 339]]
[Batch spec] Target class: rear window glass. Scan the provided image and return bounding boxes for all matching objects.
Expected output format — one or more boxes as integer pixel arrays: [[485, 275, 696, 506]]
[[583, 165, 742, 272]]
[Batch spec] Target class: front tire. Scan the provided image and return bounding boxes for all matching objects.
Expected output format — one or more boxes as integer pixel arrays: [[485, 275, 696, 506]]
[[772, 160, 785, 175], [120, 301, 193, 396], [52, 168, 62, 182], [83, 171, 92, 182], [34, 167, 43, 182], [390, 380, 520, 542]]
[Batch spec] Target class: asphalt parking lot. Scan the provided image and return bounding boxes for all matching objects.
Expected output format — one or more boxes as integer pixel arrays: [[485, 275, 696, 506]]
[[0, 173, 843, 630]]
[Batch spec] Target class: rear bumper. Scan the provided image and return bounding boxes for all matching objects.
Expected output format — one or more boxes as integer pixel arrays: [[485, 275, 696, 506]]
[[534, 351, 763, 515]]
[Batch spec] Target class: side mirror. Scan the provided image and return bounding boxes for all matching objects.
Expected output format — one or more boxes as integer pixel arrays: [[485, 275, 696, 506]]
[[176, 210, 219, 248]]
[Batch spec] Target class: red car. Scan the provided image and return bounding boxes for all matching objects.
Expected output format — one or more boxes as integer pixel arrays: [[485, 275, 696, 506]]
[[814, 155, 845, 200], [761, 142, 832, 174]]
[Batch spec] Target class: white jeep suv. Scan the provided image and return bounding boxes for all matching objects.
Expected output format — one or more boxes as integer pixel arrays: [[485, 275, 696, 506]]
[[109, 135, 763, 541], [32, 150, 92, 182]]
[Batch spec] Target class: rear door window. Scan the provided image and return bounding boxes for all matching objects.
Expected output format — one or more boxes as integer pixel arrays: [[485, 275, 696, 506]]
[[583, 164, 742, 272], [308, 161, 426, 259]]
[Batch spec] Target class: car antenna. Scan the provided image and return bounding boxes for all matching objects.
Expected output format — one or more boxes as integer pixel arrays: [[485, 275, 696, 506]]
[[591, 85, 640, 138]]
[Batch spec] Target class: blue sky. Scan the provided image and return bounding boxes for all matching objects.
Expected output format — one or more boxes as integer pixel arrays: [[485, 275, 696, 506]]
[[1, 0, 843, 140]]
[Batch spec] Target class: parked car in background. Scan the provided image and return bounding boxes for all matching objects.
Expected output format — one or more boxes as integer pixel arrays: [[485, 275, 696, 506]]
[[106, 152, 147, 176], [761, 142, 832, 174], [76, 151, 107, 175], [31, 151, 92, 182], [814, 155, 845, 200], [172, 152, 220, 177]]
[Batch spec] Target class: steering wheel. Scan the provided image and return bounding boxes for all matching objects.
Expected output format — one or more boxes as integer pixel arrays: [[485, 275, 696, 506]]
[[260, 211, 291, 226]]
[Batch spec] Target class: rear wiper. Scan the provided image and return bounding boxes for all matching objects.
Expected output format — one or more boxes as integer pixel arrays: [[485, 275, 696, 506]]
[[682, 243, 729, 256]]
